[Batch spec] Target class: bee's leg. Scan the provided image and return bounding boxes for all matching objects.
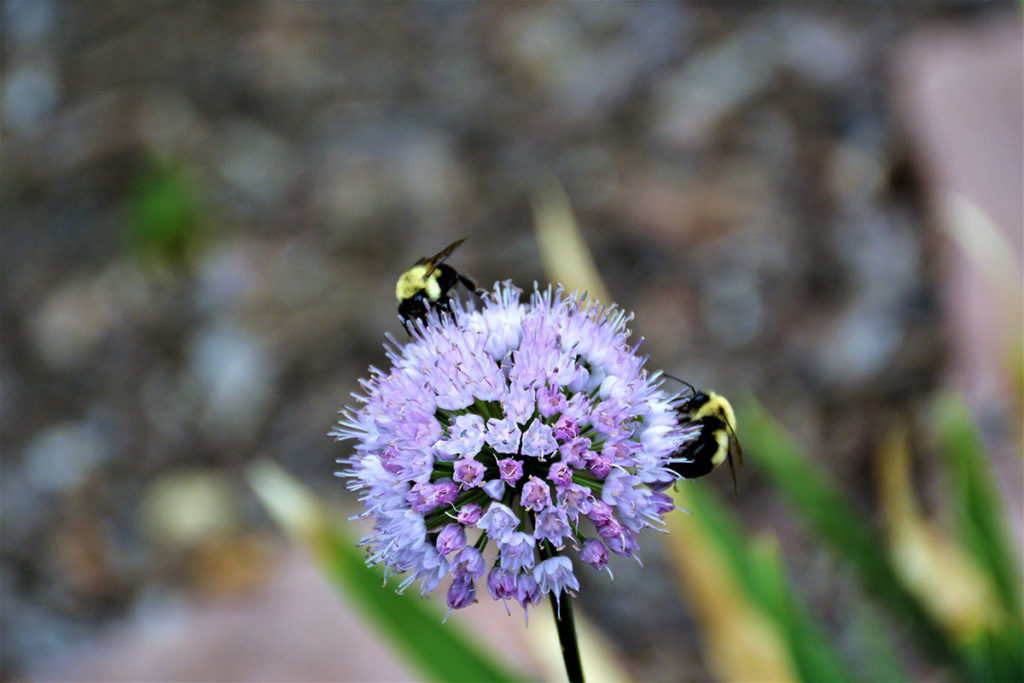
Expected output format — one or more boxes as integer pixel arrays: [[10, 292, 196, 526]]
[[399, 296, 428, 335], [435, 297, 455, 320], [456, 272, 483, 296], [462, 275, 490, 299]]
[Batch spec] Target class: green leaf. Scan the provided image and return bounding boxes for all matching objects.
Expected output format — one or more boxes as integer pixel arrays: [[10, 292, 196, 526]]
[[961, 624, 1024, 682], [934, 392, 1023, 619], [848, 604, 911, 683], [739, 398, 966, 675], [685, 485, 852, 682], [247, 460, 527, 683]]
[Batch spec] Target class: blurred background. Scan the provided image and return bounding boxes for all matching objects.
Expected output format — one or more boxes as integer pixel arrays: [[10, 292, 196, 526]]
[[2, 2, 1021, 681]]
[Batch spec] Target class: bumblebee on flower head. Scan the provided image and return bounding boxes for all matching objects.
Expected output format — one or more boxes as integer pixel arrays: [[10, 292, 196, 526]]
[[666, 375, 743, 490], [396, 238, 479, 332]]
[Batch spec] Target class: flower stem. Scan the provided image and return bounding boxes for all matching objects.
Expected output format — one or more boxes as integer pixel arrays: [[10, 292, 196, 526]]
[[550, 591, 585, 683]]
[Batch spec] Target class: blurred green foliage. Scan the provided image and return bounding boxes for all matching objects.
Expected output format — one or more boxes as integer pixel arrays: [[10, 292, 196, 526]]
[[672, 483, 852, 681], [126, 160, 202, 264], [935, 394, 1022, 617], [718, 394, 1024, 681]]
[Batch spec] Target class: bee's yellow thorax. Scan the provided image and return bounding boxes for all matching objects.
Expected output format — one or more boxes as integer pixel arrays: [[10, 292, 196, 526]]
[[396, 265, 442, 301]]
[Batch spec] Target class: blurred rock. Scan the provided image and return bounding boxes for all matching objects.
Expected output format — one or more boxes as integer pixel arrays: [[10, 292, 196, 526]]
[[768, 9, 865, 87], [266, 240, 334, 308], [28, 264, 159, 371], [194, 242, 260, 315], [2, 59, 60, 138], [139, 469, 242, 551], [188, 322, 277, 442], [217, 120, 302, 212], [137, 89, 210, 161], [502, 3, 688, 119], [556, 144, 618, 209], [700, 266, 764, 349], [311, 120, 466, 225], [21, 418, 114, 496], [811, 209, 923, 387], [4, 0, 57, 45], [653, 18, 779, 149]]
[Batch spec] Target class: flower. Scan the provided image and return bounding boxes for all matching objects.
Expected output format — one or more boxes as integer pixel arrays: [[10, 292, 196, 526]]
[[332, 282, 690, 615]]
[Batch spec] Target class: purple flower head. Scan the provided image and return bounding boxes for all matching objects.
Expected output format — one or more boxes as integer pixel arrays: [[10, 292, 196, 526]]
[[547, 461, 574, 487], [534, 508, 573, 549], [406, 481, 458, 514], [485, 415, 521, 454], [514, 573, 542, 612], [587, 454, 613, 479], [534, 556, 580, 612], [580, 538, 610, 574], [435, 524, 466, 557], [497, 457, 524, 486], [488, 566, 516, 599], [521, 475, 552, 511], [488, 566, 517, 615], [456, 502, 483, 526], [498, 531, 537, 573], [446, 576, 476, 617], [588, 500, 615, 526], [651, 491, 676, 515], [436, 414, 485, 461], [434, 481, 459, 507], [521, 420, 558, 458], [477, 501, 519, 542], [596, 515, 623, 540], [482, 478, 505, 499], [558, 436, 591, 468], [453, 457, 486, 488], [505, 383, 536, 423], [452, 546, 487, 579], [537, 385, 568, 418], [333, 283, 691, 615], [606, 528, 640, 559], [554, 413, 581, 442], [557, 483, 594, 522]]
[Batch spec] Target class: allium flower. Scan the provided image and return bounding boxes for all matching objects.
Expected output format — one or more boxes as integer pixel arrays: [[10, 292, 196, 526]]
[[332, 282, 689, 616]]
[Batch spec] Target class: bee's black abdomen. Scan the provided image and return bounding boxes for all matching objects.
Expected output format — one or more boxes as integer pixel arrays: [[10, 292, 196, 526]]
[[671, 416, 726, 479], [672, 437, 717, 478]]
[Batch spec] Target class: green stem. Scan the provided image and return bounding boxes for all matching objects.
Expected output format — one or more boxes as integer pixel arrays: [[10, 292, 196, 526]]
[[550, 590, 584, 683], [539, 540, 584, 682]]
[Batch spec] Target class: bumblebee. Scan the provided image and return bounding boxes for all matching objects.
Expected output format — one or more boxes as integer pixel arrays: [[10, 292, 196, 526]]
[[666, 376, 743, 489], [396, 238, 478, 330]]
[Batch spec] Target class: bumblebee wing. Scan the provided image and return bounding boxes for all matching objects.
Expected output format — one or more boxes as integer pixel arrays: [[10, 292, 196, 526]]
[[725, 425, 743, 493], [728, 425, 744, 470], [727, 452, 737, 493], [418, 237, 467, 276]]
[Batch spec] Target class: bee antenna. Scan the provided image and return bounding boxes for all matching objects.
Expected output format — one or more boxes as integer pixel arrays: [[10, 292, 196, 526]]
[[662, 373, 697, 396]]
